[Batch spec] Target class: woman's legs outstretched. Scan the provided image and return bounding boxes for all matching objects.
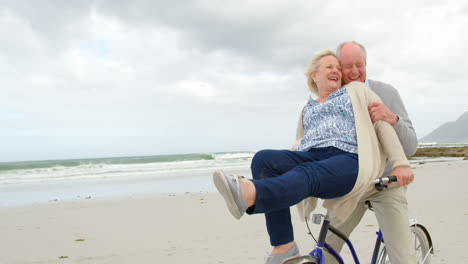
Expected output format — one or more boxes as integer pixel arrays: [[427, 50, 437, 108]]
[[249, 147, 358, 246]]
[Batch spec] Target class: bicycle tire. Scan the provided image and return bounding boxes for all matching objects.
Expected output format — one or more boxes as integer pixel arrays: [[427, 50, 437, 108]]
[[376, 225, 432, 264]]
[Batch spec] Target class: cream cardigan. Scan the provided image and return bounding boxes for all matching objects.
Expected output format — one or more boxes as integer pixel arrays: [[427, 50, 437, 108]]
[[292, 81, 410, 222]]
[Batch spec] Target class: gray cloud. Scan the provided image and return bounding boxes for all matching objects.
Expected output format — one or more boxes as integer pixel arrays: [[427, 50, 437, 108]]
[[1, 0, 467, 161], [93, 0, 340, 68]]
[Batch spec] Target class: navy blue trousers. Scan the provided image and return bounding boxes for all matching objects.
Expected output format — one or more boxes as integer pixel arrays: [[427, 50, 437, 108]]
[[248, 147, 358, 246]]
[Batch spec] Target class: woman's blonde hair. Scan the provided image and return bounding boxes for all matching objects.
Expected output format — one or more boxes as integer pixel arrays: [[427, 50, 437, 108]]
[[304, 49, 339, 95]]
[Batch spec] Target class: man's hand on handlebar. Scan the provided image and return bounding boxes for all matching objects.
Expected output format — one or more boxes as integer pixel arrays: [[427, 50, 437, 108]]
[[391, 166, 414, 187]]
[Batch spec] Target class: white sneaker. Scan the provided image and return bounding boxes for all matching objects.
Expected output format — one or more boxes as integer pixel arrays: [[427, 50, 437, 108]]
[[212, 169, 248, 220]]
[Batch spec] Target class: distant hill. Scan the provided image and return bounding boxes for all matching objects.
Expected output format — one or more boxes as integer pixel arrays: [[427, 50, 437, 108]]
[[420, 111, 468, 143]]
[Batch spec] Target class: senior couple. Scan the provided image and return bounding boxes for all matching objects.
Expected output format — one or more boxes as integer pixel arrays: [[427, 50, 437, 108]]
[[213, 41, 418, 264]]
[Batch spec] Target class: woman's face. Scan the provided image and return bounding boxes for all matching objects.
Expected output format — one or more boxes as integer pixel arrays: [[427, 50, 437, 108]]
[[311, 55, 342, 93]]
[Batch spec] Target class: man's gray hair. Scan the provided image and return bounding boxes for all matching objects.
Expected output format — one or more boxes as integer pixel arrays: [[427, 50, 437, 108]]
[[336, 41, 367, 65], [304, 49, 338, 95]]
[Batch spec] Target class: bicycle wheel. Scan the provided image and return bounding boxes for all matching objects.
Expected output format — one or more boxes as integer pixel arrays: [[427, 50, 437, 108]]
[[376, 246, 389, 264], [376, 225, 432, 264], [410, 225, 432, 264]]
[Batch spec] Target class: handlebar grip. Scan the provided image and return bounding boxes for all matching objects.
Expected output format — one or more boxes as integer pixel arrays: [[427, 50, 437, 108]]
[[387, 176, 397, 183], [373, 176, 398, 191]]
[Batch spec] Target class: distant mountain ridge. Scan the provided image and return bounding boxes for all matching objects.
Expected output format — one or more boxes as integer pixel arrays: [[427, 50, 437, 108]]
[[420, 110, 468, 143]]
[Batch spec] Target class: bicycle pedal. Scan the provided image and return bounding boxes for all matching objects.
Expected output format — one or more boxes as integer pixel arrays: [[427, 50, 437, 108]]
[[312, 214, 322, 224]]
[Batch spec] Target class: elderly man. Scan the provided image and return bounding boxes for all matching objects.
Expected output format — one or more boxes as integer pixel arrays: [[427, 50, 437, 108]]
[[324, 41, 418, 263]]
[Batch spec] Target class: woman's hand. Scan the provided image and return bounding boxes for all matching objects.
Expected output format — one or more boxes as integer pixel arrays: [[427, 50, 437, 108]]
[[391, 166, 414, 186]]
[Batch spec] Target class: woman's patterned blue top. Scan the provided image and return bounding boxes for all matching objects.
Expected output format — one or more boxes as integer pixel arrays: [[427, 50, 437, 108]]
[[296, 87, 358, 154]]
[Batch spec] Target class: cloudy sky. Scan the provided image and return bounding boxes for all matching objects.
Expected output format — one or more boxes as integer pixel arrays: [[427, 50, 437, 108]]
[[1, 0, 467, 162]]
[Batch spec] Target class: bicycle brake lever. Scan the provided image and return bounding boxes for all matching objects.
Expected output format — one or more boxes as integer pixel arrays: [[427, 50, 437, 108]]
[[375, 183, 388, 191]]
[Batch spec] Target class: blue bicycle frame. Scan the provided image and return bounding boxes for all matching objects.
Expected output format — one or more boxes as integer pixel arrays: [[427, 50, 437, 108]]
[[306, 211, 385, 264]]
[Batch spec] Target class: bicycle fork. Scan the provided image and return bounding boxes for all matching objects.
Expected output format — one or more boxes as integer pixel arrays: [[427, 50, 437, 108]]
[[309, 213, 329, 264], [371, 230, 385, 264], [310, 211, 359, 264]]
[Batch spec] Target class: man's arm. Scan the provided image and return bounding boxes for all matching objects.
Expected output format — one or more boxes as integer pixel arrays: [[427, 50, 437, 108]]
[[368, 80, 418, 156], [365, 85, 415, 186], [374, 120, 414, 186]]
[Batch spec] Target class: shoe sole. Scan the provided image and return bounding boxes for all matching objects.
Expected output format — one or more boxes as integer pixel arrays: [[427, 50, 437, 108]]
[[213, 170, 242, 220], [281, 254, 308, 264]]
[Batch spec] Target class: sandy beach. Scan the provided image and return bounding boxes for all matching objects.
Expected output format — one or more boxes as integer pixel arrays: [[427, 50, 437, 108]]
[[1, 160, 467, 264]]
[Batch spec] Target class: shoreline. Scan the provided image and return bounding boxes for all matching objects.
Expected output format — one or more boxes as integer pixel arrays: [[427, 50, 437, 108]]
[[0, 156, 465, 208], [0, 167, 252, 208]]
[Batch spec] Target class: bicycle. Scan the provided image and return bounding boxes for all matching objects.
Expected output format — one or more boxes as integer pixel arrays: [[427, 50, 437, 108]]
[[284, 176, 434, 264]]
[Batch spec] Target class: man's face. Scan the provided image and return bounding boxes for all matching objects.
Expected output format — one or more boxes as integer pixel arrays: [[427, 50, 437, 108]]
[[339, 43, 367, 85]]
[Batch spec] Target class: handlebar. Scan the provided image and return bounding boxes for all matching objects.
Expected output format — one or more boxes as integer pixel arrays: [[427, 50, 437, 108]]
[[372, 176, 397, 191]]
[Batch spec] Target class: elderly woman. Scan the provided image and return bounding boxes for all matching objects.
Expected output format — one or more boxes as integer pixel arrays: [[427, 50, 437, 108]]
[[212, 49, 414, 264]]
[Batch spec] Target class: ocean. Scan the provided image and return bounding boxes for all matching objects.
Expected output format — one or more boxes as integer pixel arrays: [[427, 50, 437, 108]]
[[0, 152, 254, 207], [0, 152, 255, 185], [1, 144, 466, 207]]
